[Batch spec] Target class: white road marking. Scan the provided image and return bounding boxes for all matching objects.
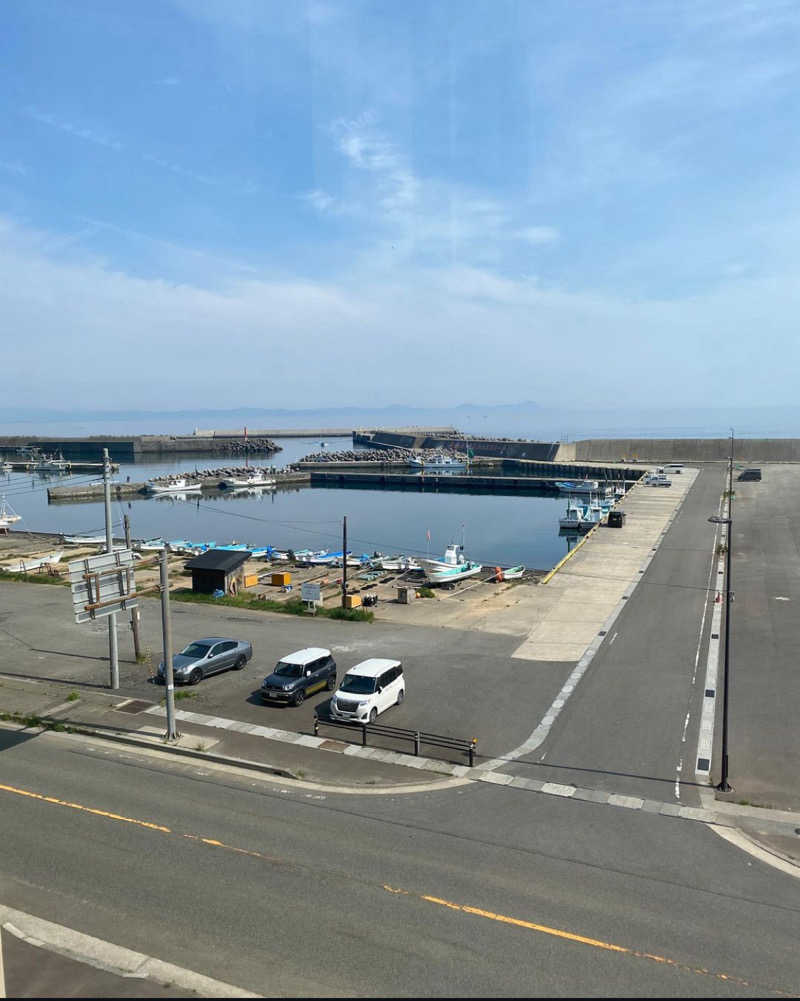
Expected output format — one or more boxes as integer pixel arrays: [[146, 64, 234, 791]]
[[608, 631, 618, 645]]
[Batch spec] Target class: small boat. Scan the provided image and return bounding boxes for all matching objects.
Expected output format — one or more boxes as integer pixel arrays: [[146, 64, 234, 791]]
[[145, 476, 201, 495], [33, 453, 69, 472], [379, 555, 421, 572], [409, 453, 467, 472], [0, 497, 22, 530], [3, 551, 64, 572], [495, 565, 525, 581], [64, 534, 108, 545], [138, 538, 166, 551], [168, 539, 217, 554], [419, 543, 482, 584], [221, 470, 277, 488], [1, 462, 12, 473], [215, 543, 251, 552], [556, 479, 601, 495], [559, 499, 596, 531]]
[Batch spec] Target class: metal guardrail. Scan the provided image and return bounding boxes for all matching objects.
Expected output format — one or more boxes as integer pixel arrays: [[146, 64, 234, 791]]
[[313, 714, 478, 766]]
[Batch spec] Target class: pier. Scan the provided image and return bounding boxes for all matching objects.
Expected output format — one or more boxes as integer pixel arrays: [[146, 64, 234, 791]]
[[46, 470, 311, 503]]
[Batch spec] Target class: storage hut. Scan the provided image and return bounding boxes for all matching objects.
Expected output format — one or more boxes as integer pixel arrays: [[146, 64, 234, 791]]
[[184, 549, 251, 595]]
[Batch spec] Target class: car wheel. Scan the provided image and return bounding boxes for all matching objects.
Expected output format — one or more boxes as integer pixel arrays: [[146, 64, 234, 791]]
[[326, 675, 336, 691], [369, 707, 377, 723], [234, 655, 246, 670], [396, 688, 404, 705], [189, 668, 202, 686], [293, 690, 305, 706]]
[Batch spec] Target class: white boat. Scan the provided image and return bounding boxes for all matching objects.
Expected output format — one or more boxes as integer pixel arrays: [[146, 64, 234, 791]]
[[499, 565, 525, 581], [138, 538, 166, 551], [419, 543, 483, 584], [145, 476, 201, 495], [3, 551, 63, 572], [409, 453, 467, 472], [0, 497, 22, 530], [1, 462, 12, 473], [64, 534, 108, 545], [556, 476, 600, 492], [379, 555, 421, 572], [33, 453, 69, 472], [559, 499, 589, 530], [221, 470, 277, 488]]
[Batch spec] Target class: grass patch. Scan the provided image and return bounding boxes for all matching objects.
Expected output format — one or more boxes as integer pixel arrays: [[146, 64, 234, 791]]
[[0, 568, 68, 586], [417, 586, 435, 598], [170, 588, 374, 622], [174, 691, 196, 701], [66, 691, 80, 702]]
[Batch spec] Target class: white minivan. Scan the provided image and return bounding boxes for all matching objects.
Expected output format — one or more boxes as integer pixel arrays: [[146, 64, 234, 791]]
[[330, 658, 404, 724]]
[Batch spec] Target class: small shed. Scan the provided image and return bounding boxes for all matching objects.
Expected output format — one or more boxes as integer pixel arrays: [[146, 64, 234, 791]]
[[184, 549, 251, 595]]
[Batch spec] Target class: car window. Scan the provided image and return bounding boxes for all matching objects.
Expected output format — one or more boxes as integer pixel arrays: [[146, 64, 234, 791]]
[[209, 644, 225, 657], [220, 641, 237, 652], [274, 662, 303, 678], [339, 675, 376, 695], [181, 642, 211, 658]]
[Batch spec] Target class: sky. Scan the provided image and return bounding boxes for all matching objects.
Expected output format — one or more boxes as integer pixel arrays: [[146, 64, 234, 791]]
[[2, 1, 800, 411]]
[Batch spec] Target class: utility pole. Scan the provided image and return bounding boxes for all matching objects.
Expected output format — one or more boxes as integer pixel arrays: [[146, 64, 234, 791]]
[[341, 515, 348, 608], [717, 430, 734, 791], [102, 448, 119, 690], [123, 515, 142, 661], [160, 548, 178, 741]]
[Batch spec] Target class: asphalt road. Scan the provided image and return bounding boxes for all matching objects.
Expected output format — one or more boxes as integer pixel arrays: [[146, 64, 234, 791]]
[[504, 466, 728, 805], [1, 727, 799, 997]]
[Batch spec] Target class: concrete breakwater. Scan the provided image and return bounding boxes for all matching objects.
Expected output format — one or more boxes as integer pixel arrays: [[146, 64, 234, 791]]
[[47, 470, 311, 503], [0, 434, 282, 462], [310, 467, 639, 492]]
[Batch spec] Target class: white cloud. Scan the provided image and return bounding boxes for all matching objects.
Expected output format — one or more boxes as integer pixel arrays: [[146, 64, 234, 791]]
[[1, 213, 797, 410]]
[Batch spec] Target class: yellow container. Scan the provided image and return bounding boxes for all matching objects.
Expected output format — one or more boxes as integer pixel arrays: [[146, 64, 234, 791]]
[[243, 573, 259, 588], [271, 572, 291, 587], [345, 594, 362, 609]]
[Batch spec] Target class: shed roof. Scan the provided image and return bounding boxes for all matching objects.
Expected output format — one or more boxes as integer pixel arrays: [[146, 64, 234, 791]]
[[184, 549, 251, 572]]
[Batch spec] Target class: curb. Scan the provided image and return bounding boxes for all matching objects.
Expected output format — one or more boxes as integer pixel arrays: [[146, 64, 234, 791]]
[[0, 904, 260, 997]]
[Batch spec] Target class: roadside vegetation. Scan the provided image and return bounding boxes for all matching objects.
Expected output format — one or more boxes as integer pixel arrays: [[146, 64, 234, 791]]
[[170, 588, 374, 622], [0, 568, 68, 586]]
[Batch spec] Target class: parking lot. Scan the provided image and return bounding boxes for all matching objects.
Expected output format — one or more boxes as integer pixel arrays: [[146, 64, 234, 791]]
[[0, 581, 574, 763]]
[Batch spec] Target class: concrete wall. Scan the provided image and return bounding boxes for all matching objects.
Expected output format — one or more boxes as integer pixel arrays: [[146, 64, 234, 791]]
[[568, 439, 800, 462]]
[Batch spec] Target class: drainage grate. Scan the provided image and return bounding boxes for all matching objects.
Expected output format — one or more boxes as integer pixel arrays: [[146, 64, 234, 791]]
[[711, 633, 719, 639], [697, 757, 710, 771], [705, 689, 715, 697], [114, 700, 155, 715]]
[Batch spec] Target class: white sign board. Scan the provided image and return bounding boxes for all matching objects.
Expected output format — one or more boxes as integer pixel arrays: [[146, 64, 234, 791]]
[[301, 581, 322, 603], [69, 549, 138, 623]]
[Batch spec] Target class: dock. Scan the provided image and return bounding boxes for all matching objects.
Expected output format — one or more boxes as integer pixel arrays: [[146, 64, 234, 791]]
[[46, 471, 311, 504]]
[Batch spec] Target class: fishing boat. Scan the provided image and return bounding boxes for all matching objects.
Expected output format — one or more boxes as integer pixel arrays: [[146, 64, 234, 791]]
[[64, 534, 108, 545], [168, 539, 217, 555], [33, 452, 69, 473], [379, 555, 421, 572], [0, 497, 22, 530], [3, 551, 64, 572], [408, 453, 467, 472], [144, 476, 201, 495], [419, 543, 482, 584], [559, 499, 598, 531], [1, 461, 12, 473], [221, 470, 277, 488]]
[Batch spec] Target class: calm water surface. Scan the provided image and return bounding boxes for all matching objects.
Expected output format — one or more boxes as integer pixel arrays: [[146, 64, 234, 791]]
[[2, 437, 574, 570]]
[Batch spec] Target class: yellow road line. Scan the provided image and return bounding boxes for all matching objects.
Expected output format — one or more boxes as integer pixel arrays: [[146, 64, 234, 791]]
[[1, 781, 792, 995], [411, 890, 792, 995], [0, 782, 171, 834]]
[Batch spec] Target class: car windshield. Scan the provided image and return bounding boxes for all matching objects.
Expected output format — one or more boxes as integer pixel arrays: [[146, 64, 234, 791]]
[[339, 675, 376, 695], [180, 642, 211, 658], [274, 662, 303, 678]]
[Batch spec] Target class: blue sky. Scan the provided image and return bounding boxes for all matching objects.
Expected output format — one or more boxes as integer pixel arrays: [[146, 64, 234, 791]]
[[2, 1, 799, 409]]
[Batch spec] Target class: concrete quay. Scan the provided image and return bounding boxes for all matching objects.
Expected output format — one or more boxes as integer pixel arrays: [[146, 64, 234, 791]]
[[46, 470, 311, 503]]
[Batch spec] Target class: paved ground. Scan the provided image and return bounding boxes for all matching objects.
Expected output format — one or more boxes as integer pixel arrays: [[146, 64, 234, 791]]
[[2, 728, 800, 997], [724, 464, 800, 810], [1, 926, 198, 998]]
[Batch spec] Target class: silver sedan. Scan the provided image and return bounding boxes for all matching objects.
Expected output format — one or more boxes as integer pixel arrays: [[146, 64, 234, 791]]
[[157, 636, 253, 686]]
